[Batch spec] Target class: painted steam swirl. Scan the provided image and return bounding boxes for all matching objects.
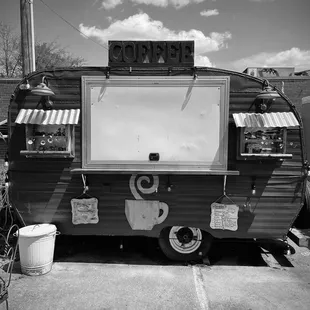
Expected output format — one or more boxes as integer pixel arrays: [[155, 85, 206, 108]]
[[129, 175, 159, 200]]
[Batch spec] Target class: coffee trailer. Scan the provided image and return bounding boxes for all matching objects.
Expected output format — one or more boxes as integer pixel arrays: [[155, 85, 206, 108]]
[[6, 41, 308, 261]]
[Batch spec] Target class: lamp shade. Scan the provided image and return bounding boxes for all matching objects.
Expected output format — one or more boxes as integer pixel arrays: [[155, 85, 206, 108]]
[[31, 83, 55, 96], [256, 85, 280, 100]]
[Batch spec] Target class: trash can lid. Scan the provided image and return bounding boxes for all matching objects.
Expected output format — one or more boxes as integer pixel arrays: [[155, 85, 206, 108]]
[[18, 224, 57, 237]]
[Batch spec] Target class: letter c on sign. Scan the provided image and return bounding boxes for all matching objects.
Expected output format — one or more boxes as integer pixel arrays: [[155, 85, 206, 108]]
[[109, 41, 123, 63]]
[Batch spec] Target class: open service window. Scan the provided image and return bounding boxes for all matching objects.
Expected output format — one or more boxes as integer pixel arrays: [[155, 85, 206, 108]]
[[81, 76, 230, 173]]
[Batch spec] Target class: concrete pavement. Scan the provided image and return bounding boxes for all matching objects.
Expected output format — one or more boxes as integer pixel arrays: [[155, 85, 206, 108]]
[[8, 238, 310, 310]]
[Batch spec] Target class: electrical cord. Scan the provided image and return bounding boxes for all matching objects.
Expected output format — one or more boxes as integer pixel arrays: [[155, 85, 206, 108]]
[[0, 186, 14, 232], [38, 0, 108, 51]]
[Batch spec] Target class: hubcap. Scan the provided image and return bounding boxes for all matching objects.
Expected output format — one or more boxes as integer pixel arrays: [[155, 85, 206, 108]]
[[169, 226, 202, 254]]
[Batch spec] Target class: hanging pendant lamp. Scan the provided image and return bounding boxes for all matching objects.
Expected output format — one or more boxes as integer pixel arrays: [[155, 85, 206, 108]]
[[254, 79, 280, 113], [256, 79, 280, 100], [31, 76, 55, 96]]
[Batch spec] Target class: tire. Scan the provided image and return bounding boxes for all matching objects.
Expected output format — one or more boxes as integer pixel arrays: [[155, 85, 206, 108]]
[[158, 226, 213, 261]]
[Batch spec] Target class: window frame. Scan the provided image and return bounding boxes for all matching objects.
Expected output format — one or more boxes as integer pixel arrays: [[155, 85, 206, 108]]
[[81, 76, 231, 174]]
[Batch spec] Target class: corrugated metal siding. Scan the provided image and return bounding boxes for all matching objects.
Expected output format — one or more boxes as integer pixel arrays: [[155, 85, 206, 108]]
[[13, 172, 302, 238], [15, 109, 80, 125], [8, 67, 305, 239], [233, 112, 299, 128]]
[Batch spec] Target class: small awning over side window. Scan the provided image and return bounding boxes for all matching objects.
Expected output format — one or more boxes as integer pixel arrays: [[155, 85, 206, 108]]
[[15, 109, 80, 125], [233, 112, 299, 129]]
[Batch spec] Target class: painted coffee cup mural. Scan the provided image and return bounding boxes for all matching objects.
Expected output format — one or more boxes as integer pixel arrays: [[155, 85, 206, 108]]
[[126, 175, 169, 230], [125, 200, 169, 230]]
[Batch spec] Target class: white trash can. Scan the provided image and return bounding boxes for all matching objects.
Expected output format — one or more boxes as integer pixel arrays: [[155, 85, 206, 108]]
[[18, 224, 59, 276]]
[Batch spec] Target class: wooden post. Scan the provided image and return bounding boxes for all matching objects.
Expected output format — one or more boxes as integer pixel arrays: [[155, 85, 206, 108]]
[[20, 0, 36, 76]]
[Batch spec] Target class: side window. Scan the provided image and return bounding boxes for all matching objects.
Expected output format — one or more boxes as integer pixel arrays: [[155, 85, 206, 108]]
[[21, 124, 74, 158], [240, 128, 287, 157], [233, 112, 299, 160], [26, 125, 69, 152], [15, 109, 80, 158]]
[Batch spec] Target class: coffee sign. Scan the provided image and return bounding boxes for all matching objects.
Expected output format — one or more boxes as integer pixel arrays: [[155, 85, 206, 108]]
[[108, 41, 194, 67]]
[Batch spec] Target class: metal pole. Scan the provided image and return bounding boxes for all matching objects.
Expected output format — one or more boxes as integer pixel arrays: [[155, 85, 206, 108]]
[[29, 0, 36, 72], [20, 0, 36, 76]]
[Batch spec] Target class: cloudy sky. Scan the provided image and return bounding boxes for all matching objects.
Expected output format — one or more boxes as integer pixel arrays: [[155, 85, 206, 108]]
[[1, 0, 310, 71]]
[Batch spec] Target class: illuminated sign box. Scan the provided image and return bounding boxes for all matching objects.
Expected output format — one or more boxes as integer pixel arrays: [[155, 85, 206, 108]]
[[108, 41, 194, 67]]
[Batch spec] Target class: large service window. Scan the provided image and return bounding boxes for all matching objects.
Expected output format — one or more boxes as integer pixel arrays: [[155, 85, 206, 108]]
[[81, 76, 230, 173]]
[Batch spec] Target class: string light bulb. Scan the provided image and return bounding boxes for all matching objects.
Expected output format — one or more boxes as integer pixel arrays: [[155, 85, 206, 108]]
[[4, 152, 8, 167], [167, 177, 173, 192], [5, 174, 9, 187], [19, 79, 31, 90], [251, 184, 256, 195]]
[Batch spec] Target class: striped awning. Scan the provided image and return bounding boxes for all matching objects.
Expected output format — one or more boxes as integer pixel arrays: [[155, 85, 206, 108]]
[[233, 112, 299, 128], [15, 109, 80, 125]]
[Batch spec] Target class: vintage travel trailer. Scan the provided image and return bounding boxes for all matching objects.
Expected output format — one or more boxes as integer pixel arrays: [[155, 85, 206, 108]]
[[6, 41, 308, 261]]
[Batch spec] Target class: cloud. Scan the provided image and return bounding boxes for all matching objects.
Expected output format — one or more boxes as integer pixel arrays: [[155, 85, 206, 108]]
[[100, 0, 205, 10], [100, 0, 123, 10], [249, 0, 275, 2], [79, 12, 231, 57], [231, 47, 310, 72], [195, 55, 213, 67], [200, 9, 219, 17]]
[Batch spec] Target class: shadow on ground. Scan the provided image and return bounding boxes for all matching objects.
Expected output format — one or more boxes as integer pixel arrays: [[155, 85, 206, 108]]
[[52, 235, 295, 268]]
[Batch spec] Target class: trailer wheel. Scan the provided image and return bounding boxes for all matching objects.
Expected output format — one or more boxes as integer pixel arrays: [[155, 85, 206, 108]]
[[158, 226, 213, 261]]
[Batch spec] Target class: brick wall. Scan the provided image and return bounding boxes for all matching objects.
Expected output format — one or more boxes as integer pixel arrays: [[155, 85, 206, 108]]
[[0, 78, 20, 162], [268, 77, 310, 113], [0, 78, 20, 122]]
